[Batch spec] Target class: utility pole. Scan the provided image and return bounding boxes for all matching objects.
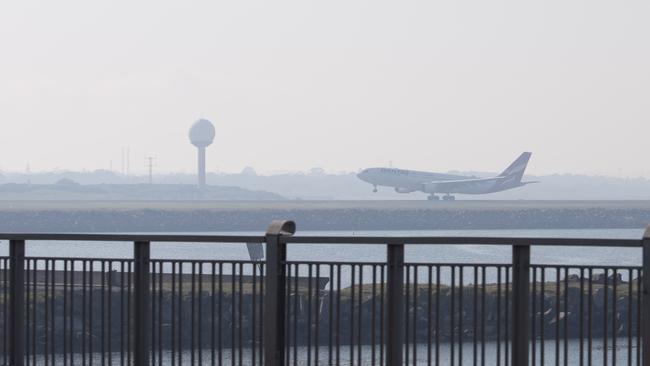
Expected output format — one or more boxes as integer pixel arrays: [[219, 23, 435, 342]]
[[146, 157, 155, 184]]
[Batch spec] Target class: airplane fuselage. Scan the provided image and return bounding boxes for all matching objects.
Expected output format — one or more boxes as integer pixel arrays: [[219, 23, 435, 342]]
[[357, 153, 535, 198]]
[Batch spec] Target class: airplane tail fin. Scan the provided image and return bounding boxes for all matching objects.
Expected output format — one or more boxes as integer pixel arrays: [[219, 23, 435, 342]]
[[498, 152, 532, 183]]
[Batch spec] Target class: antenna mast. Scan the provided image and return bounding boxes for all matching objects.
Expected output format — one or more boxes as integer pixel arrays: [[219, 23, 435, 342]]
[[146, 156, 156, 184]]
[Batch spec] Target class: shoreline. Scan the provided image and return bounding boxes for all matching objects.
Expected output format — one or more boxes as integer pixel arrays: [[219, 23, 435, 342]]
[[0, 200, 649, 232]]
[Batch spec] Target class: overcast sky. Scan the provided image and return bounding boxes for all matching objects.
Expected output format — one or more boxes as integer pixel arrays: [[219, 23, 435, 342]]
[[0, 1, 648, 176]]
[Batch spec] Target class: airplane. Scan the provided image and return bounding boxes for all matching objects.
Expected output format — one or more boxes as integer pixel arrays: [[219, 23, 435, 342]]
[[357, 152, 537, 201]]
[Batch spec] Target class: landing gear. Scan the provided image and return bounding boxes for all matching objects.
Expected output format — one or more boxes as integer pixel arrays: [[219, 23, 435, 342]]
[[442, 195, 456, 201], [373, 185, 378, 193], [427, 195, 440, 201]]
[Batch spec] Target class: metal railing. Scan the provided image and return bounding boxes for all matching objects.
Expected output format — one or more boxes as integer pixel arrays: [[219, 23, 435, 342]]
[[0, 221, 648, 365]]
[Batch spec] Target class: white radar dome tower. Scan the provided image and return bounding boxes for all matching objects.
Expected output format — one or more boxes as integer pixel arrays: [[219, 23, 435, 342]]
[[189, 118, 215, 188]]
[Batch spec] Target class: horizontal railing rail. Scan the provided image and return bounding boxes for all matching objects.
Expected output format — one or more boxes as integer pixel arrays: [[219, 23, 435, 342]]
[[0, 221, 648, 366], [0, 233, 643, 246]]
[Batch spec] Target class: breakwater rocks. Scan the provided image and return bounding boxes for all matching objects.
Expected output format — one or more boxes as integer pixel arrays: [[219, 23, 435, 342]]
[[6, 276, 639, 353], [0, 200, 649, 232]]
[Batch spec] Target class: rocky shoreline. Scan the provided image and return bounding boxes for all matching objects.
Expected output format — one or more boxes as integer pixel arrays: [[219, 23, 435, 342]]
[[7, 274, 638, 353]]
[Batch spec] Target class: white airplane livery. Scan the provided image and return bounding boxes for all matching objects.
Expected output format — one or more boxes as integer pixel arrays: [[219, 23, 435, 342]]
[[357, 152, 536, 201]]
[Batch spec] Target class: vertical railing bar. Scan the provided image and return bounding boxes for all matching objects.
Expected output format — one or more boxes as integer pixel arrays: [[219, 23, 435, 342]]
[[404, 264, 409, 366], [120, 260, 125, 366], [637, 267, 642, 366], [199, 262, 204, 366], [386, 242, 405, 366], [178, 261, 184, 366], [307, 264, 313, 366], [589, 268, 593, 366], [512, 244, 530, 366], [134, 240, 151, 366], [435, 265, 440, 366], [211, 262, 216, 366], [63, 260, 68, 366], [82, 260, 87, 365], [69, 259, 74, 366], [459, 266, 464, 366], [336, 264, 341, 366], [252, 262, 257, 366], [315, 264, 320, 366], [358, 264, 364, 366], [539, 267, 546, 366], [427, 265, 432, 366], [497, 266, 502, 366], [260, 263, 265, 366], [171, 262, 177, 366], [238, 262, 244, 366], [2, 257, 6, 366], [413, 265, 418, 366], [159, 261, 164, 366], [642, 228, 650, 366], [505, 266, 510, 366], [218, 262, 223, 366], [451, 266, 456, 366], [50, 259, 55, 366], [372, 264, 378, 366], [628, 268, 633, 366], [282, 264, 288, 366], [101, 260, 106, 366], [605, 269, 609, 366], [580, 268, 585, 366], [327, 263, 334, 366], [474, 267, 479, 366], [127, 261, 132, 366], [9, 239, 26, 366], [23, 258, 29, 365], [351, 264, 356, 365], [293, 264, 298, 366], [191, 262, 196, 366], [564, 267, 569, 366], [150, 261, 156, 366], [613, 269, 618, 366], [380, 264, 385, 366], [263, 220, 294, 366], [531, 267, 536, 366], [555, 268, 560, 366], [45, 259, 51, 365], [32, 259, 37, 366], [481, 266, 486, 366]]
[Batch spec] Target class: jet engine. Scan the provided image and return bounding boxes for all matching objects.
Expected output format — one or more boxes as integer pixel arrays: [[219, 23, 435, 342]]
[[395, 187, 417, 193]]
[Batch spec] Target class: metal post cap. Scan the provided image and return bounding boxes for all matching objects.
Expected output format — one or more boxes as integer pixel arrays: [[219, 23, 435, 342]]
[[266, 220, 296, 236]]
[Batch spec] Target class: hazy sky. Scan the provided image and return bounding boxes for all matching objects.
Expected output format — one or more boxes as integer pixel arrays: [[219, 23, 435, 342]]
[[0, 1, 648, 176]]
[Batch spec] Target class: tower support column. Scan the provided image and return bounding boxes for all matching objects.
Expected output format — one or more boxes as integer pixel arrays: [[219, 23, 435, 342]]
[[198, 147, 206, 188]]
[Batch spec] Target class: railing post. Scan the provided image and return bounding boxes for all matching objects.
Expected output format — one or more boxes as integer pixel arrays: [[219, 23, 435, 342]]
[[9, 240, 25, 366], [512, 244, 531, 366], [264, 220, 296, 366], [133, 241, 151, 366], [386, 243, 405, 366], [643, 226, 650, 366]]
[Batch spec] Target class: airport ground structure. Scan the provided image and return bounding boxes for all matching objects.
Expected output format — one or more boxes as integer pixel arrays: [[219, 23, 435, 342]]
[[1, 221, 650, 365]]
